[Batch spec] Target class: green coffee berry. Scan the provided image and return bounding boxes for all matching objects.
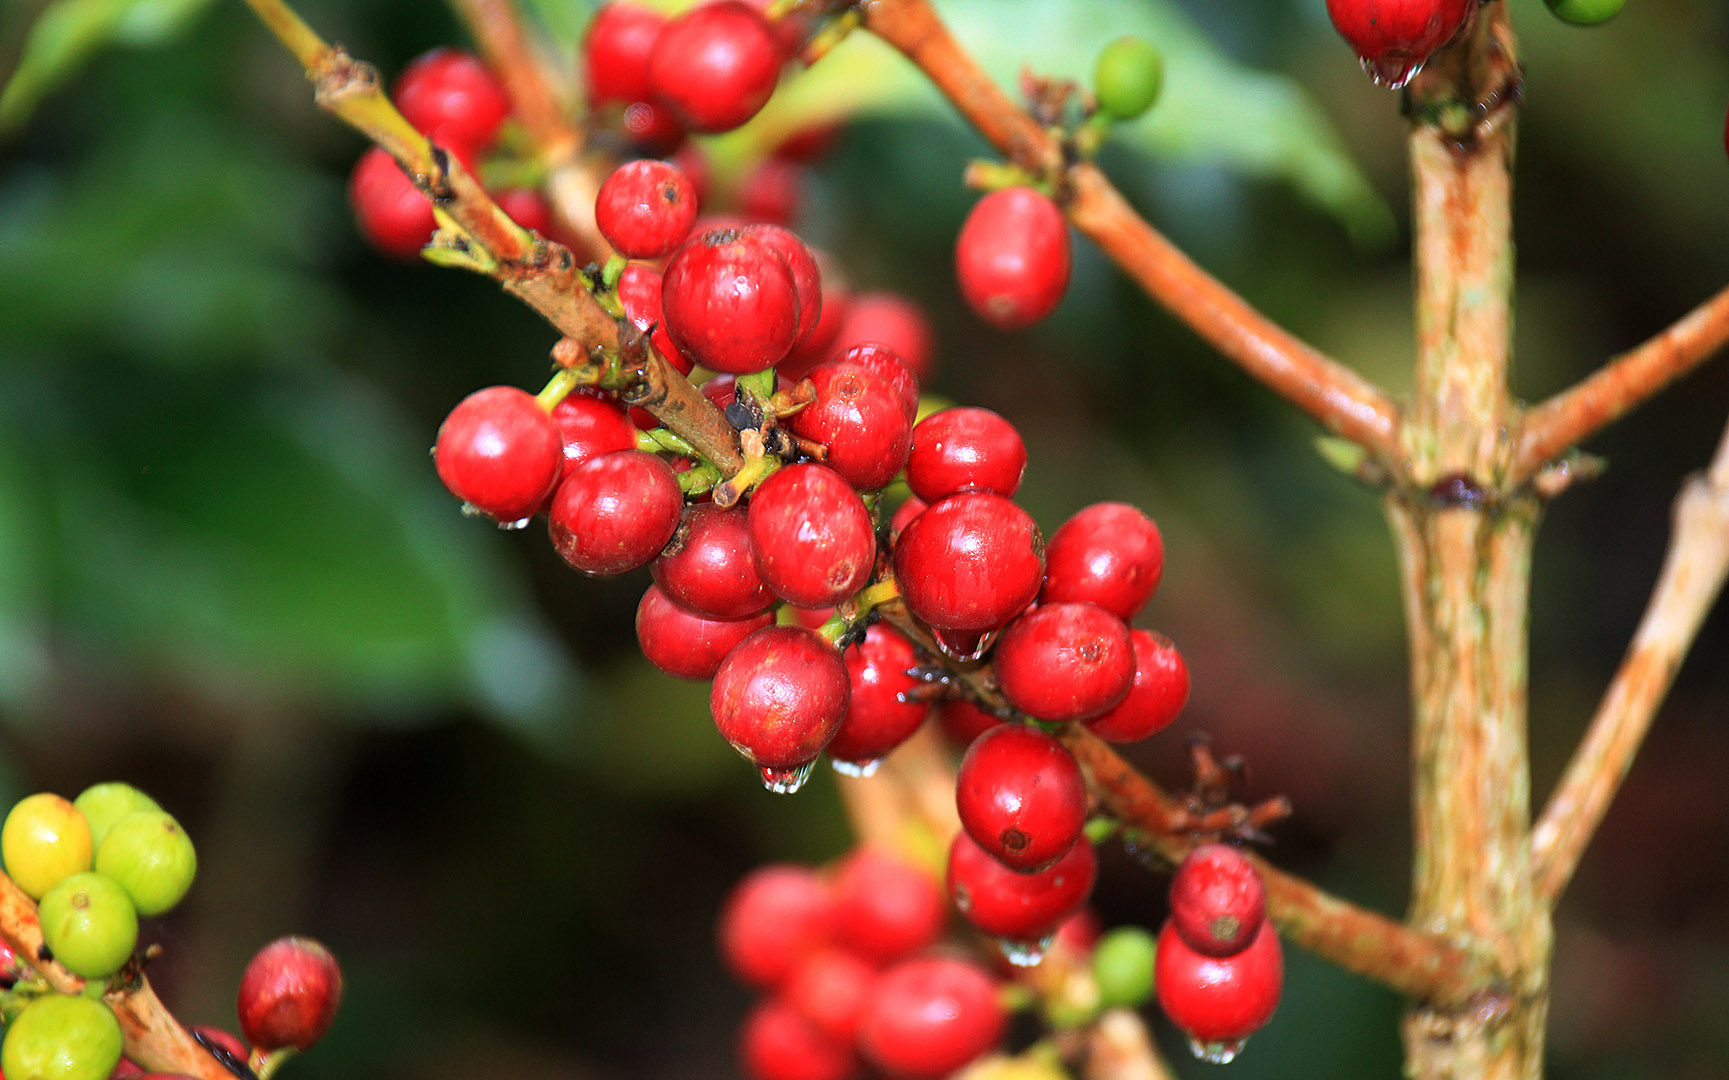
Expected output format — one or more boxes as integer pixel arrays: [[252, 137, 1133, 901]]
[[1, 993, 124, 1080], [1544, 0, 1625, 25], [95, 810, 196, 918], [1091, 925, 1158, 1008], [1094, 36, 1164, 122], [38, 871, 139, 979], [74, 783, 161, 850]]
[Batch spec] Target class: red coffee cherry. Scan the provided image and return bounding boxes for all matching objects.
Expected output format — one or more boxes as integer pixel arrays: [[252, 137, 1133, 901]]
[[434, 385, 563, 525], [892, 491, 1043, 633], [1170, 844, 1267, 958], [547, 450, 683, 575], [653, 504, 775, 619], [616, 262, 694, 375], [1084, 629, 1189, 742], [649, 1, 783, 133], [349, 147, 435, 261], [833, 291, 935, 380], [494, 188, 555, 235], [1325, 0, 1475, 88], [710, 625, 850, 772], [739, 996, 859, 1080], [907, 406, 1027, 501], [550, 389, 637, 485], [718, 863, 836, 988], [1040, 501, 1165, 620], [742, 223, 823, 348], [740, 155, 806, 226], [596, 159, 699, 259], [946, 829, 1097, 948], [662, 229, 801, 374], [636, 584, 774, 680], [782, 947, 879, 1044], [748, 463, 875, 608], [887, 494, 927, 543], [856, 955, 1006, 1079], [584, 2, 667, 106], [955, 724, 1088, 873], [826, 624, 930, 772], [936, 698, 1003, 748], [620, 99, 686, 154], [780, 252, 852, 380], [831, 342, 918, 423], [393, 48, 511, 152], [993, 602, 1136, 723], [955, 186, 1071, 330], [236, 937, 343, 1052], [1155, 918, 1282, 1056], [831, 847, 947, 964], [785, 361, 913, 492]]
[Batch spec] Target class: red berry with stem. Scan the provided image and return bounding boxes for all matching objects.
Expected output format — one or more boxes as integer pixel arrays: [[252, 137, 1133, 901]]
[[617, 262, 694, 375], [635, 584, 774, 680], [1170, 844, 1267, 958], [1325, 0, 1475, 88], [550, 389, 637, 485], [782, 947, 879, 1043], [1084, 628, 1189, 742], [826, 623, 930, 772], [785, 361, 912, 492], [742, 223, 823, 348], [955, 186, 1071, 330], [1040, 501, 1165, 620], [748, 463, 875, 608], [393, 48, 511, 152], [892, 491, 1043, 633], [946, 829, 1097, 948], [662, 228, 801, 374], [856, 955, 1006, 1079], [717, 863, 836, 988], [955, 723, 1088, 873], [710, 624, 850, 772], [237, 936, 343, 1052], [1155, 918, 1282, 1056], [830, 847, 947, 964], [831, 342, 917, 422], [649, 1, 783, 133], [595, 159, 699, 259], [738, 997, 859, 1080], [993, 601, 1136, 723], [907, 406, 1027, 501], [547, 449, 682, 576], [434, 385, 563, 525], [653, 503, 775, 619], [584, 2, 667, 106], [349, 147, 435, 261]]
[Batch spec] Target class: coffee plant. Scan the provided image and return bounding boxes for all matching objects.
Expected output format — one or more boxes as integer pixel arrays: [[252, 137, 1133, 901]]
[[2, 1, 1728, 1078]]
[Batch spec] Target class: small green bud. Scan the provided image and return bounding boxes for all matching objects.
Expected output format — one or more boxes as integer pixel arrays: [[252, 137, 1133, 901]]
[[1094, 37, 1165, 122]]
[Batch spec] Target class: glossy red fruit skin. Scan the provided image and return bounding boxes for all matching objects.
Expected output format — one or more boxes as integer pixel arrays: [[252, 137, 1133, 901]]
[[782, 947, 879, 1043], [1084, 628, 1189, 742], [596, 159, 699, 259], [652, 504, 775, 619], [994, 602, 1136, 722], [946, 829, 1097, 942], [834, 292, 934, 379], [832, 342, 917, 422], [617, 262, 694, 375], [830, 848, 947, 964], [1170, 844, 1267, 958], [710, 625, 850, 769], [1040, 502, 1165, 620], [1155, 918, 1283, 1045], [349, 147, 435, 261], [662, 229, 801, 374], [237, 937, 342, 1052], [785, 362, 912, 491], [649, 1, 783, 133], [636, 584, 774, 680], [718, 863, 836, 988], [393, 48, 511, 151], [955, 724, 1089, 872], [547, 450, 683, 575], [742, 223, 822, 347], [936, 698, 1002, 747], [907, 406, 1026, 501], [1325, 0, 1474, 79], [748, 464, 875, 608], [584, 2, 667, 106], [856, 955, 1006, 1079], [779, 252, 851, 381], [892, 491, 1043, 633], [434, 385, 563, 524], [550, 389, 637, 485], [739, 997, 859, 1080], [825, 624, 930, 770], [955, 186, 1071, 330]]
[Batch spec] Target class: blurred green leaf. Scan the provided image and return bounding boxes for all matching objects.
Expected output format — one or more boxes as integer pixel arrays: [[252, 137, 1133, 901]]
[[0, 425, 52, 716], [515, 0, 595, 58]]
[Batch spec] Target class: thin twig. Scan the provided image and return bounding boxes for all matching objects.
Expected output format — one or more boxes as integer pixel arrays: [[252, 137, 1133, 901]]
[[1528, 418, 1729, 904], [1085, 1009, 1178, 1080]]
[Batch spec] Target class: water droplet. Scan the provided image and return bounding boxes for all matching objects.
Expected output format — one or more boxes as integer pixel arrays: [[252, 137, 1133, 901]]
[[932, 627, 997, 663], [1358, 52, 1422, 90], [497, 515, 533, 531], [830, 758, 881, 778], [759, 762, 816, 794], [995, 932, 1055, 968], [1187, 1037, 1246, 1064]]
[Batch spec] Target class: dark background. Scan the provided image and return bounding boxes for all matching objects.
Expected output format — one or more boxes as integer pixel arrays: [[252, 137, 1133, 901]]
[[2, 0, 1728, 1076]]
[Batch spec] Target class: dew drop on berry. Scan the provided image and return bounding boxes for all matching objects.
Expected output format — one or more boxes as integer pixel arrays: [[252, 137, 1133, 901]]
[[1189, 1037, 1246, 1064], [760, 761, 818, 794], [829, 758, 882, 779], [995, 933, 1055, 968], [1360, 53, 1423, 90]]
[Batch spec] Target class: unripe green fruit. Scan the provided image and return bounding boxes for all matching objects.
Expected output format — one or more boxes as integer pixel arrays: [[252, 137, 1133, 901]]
[[1093, 36, 1164, 121], [1, 992, 124, 1080], [73, 783, 161, 850], [3, 793, 93, 899], [95, 811, 196, 917], [1091, 925, 1158, 1008], [1544, 0, 1624, 24], [38, 871, 139, 979]]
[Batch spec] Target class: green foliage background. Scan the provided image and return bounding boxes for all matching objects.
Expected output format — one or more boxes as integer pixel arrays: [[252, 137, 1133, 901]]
[[2, 1, 1728, 1077]]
